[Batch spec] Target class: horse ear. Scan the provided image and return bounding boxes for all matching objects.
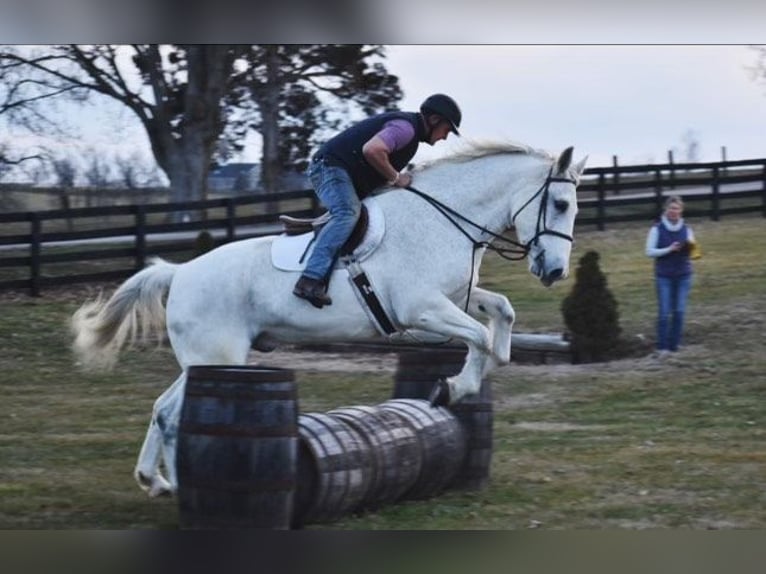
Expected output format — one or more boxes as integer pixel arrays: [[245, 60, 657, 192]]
[[573, 155, 589, 177], [556, 146, 574, 173]]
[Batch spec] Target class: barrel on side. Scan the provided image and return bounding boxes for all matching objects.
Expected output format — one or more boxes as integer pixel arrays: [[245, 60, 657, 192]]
[[327, 405, 421, 508], [176, 365, 298, 529], [379, 399, 466, 499], [293, 412, 373, 526], [392, 348, 494, 490]]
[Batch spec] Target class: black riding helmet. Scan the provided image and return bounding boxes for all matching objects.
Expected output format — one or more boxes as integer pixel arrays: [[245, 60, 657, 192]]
[[420, 93, 462, 136]]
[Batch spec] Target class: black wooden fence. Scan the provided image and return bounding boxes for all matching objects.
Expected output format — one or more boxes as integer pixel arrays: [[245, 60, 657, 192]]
[[0, 190, 319, 295], [1, 157, 764, 295]]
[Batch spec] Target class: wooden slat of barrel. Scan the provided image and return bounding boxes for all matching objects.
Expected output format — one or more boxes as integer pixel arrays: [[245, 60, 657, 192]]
[[293, 412, 373, 526], [449, 378, 493, 490], [327, 405, 421, 508], [392, 349, 494, 490], [379, 399, 467, 499], [177, 365, 298, 529]]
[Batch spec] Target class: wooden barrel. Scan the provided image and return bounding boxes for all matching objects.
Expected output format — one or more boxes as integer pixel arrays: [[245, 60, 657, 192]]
[[379, 399, 467, 499], [392, 348, 493, 490], [392, 348, 468, 399], [176, 365, 298, 529], [327, 405, 421, 508], [449, 379, 493, 490], [293, 412, 373, 526]]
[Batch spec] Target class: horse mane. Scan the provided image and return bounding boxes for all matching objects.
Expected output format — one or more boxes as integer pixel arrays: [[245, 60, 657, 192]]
[[413, 138, 554, 172]]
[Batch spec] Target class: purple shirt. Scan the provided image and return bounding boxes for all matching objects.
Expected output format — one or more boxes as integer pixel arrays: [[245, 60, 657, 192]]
[[376, 119, 416, 152]]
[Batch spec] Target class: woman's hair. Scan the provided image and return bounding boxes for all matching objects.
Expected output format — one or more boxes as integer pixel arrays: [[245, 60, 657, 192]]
[[664, 195, 684, 210]]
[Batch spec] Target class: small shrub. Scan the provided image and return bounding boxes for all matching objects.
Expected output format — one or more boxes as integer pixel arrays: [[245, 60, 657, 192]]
[[561, 250, 621, 363]]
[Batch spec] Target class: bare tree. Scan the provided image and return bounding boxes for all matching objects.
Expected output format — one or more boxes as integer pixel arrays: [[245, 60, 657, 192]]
[[1, 44, 403, 219], [114, 152, 141, 189], [0, 142, 44, 182], [747, 45, 766, 93], [681, 129, 700, 163], [52, 156, 77, 188], [83, 151, 111, 188], [0, 45, 249, 220]]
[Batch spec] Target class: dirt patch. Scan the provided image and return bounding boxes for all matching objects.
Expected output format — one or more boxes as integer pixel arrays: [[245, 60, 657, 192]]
[[249, 347, 401, 374]]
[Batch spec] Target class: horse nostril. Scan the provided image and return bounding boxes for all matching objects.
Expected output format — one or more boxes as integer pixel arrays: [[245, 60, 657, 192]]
[[548, 268, 563, 281]]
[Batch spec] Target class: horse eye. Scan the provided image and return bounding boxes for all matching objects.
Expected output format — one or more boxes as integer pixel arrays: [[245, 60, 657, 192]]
[[554, 199, 569, 213]]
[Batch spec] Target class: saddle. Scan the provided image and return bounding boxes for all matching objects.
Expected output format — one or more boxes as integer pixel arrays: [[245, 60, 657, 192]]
[[279, 204, 370, 256]]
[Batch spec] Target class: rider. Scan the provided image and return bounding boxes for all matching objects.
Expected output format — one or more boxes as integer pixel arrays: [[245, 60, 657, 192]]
[[293, 93, 462, 308]]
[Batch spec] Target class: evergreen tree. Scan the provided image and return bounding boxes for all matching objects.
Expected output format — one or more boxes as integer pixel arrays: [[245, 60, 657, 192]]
[[561, 250, 622, 363], [239, 45, 403, 192]]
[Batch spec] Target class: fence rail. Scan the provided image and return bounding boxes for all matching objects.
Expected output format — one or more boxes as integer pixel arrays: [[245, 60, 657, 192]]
[[1, 157, 764, 295]]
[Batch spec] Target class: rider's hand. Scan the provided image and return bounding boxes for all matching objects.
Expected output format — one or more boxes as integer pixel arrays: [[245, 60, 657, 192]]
[[392, 172, 413, 188]]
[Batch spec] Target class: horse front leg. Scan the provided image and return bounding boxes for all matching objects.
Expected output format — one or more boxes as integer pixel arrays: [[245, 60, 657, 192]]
[[410, 296, 492, 405], [466, 287, 515, 374]]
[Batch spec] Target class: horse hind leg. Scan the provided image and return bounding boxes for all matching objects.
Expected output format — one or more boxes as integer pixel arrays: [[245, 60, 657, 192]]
[[134, 372, 186, 497], [138, 325, 254, 497]]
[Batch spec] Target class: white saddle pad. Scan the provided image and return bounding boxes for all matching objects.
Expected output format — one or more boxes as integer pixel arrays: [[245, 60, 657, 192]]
[[270, 196, 385, 272]]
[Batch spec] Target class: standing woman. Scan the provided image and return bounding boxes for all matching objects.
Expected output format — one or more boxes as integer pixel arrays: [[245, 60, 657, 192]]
[[645, 195, 696, 354]]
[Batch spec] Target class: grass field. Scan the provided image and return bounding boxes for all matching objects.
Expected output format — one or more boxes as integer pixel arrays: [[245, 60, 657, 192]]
[[0, 215, 764, 529]]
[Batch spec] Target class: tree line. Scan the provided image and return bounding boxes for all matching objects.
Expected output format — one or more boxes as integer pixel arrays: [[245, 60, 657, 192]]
[[0, 45, 403, 218]]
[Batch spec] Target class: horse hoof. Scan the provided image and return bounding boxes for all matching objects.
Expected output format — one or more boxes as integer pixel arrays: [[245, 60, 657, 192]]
[[428, 379, 451, 408]]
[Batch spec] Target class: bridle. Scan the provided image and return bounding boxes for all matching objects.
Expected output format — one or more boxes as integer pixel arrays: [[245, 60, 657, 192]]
[[405, 165, 577, 262], [510, 166, 577, 249], [404, 165, 577, 314]]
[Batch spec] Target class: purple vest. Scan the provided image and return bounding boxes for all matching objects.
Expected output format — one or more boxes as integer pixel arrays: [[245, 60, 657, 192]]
[[654, 221, 692, 277]]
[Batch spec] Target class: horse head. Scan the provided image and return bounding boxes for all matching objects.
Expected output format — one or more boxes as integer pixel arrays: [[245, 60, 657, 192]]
[[511, 146, 587, 286]]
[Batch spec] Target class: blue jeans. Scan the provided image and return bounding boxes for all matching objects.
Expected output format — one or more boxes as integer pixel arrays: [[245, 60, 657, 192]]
[[302, 159, 361, 282], [655, 274, 692, 351]]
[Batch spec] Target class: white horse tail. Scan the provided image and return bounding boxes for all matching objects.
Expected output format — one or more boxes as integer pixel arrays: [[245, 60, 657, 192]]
[[71, 257, 179, 371]]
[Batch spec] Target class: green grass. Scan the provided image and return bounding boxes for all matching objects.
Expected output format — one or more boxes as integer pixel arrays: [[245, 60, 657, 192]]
[[0, 215, 765, 528]]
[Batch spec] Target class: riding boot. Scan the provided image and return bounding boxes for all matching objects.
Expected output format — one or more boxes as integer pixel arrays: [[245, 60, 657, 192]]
[[293, 275, 333, 309]]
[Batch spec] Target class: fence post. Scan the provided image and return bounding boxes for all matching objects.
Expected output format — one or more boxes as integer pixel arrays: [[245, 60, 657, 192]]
[[135, 204, 146, 271], [654, 168, 663, 214], [612, 155, 620, 195], [29, 213, 41, 297], [762, 162, 766, 218], [721, 146, 728, 178], [597, 173, 606, 231], [226, 198, 236, 243], [667, 150, 675, 189], [711, 166, 720, 222]]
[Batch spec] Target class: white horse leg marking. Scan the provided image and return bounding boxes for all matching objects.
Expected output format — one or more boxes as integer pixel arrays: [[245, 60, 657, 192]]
[[467, 287, 515, 373], [413, 297, 492, 402]]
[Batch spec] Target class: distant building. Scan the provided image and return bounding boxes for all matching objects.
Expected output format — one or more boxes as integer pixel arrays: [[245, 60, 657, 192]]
[[207, 163, 310, 194], [207, 163, 260, 194]]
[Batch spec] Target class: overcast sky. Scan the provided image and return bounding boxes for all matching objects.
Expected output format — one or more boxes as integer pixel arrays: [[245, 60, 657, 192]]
[[8, 45, 765, 174], [84, 45, 766, 170], [382, 45, 766, 167]]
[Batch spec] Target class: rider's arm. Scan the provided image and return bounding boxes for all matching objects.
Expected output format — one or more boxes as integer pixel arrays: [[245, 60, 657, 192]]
[[362, 120, 415, 187]]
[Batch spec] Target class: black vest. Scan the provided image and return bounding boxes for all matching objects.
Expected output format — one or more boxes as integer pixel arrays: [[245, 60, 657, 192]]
[[317, 111, 426, 197]]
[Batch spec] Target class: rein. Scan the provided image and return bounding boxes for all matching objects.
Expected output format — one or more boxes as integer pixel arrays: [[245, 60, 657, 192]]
[[404, 166, 576, 262], [404, 166, 577, 312]]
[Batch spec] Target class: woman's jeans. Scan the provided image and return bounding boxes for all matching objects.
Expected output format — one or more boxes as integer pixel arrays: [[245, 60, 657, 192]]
[[302, 158, 361, 282], [655, 274, 692, 351]]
